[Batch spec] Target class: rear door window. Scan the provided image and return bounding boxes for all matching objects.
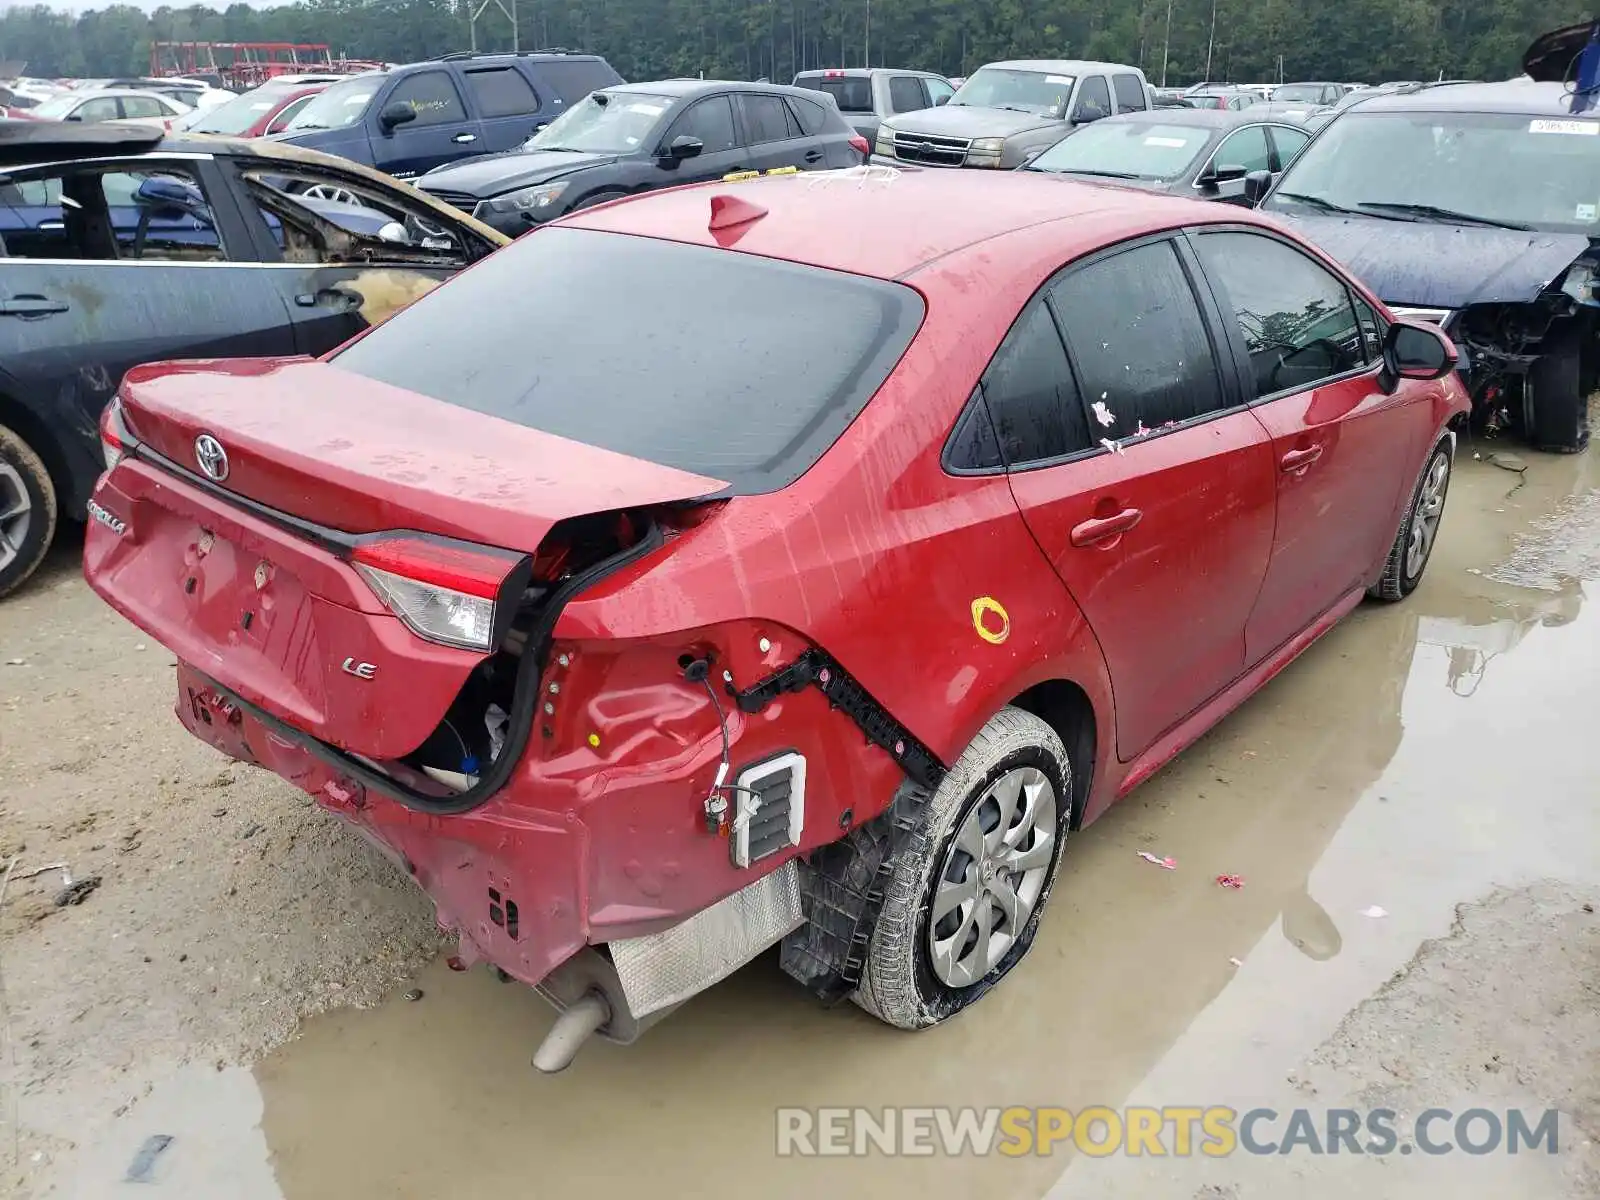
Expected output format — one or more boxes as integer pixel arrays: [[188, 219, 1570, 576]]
[[962, 302, 1092, 468], [1049, 240, 1226, 435], [534, 59, 620, 106], [888, 76, 929, 113], [741, 93, 794, 144], [1112, 74, 1148, 112], [387, 71, 467, 126], [1193, 230, 1366, 397], [787, 95, 830, 134], [330, 228, 924, 493], [464, 67, 539, 117]]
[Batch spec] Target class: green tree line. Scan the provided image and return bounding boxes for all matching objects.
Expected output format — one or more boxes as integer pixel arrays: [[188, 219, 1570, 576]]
[[0, 0, 1587, 90]]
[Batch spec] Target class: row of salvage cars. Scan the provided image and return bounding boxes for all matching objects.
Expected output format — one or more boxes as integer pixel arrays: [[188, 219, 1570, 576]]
[[7, 26, 1596, 1072]]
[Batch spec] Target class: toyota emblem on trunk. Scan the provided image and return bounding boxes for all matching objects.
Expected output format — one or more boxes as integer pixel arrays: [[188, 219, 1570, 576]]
[[194, 434, 229, 482]]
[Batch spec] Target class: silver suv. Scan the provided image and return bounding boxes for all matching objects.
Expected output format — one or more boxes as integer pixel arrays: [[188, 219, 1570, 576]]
[[871, 59, 1151, 169]]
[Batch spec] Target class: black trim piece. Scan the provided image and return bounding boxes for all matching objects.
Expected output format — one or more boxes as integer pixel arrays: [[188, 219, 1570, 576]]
[[135, 442, 355, 554], [780, 778, 933, 1003], [196, 521, 666, 816], [729, 648, 946, 791]]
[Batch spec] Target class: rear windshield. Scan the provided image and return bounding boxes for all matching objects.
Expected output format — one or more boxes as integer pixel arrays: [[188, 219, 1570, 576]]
[[796, 74, 873, 113], [330, 228, 924, 493]]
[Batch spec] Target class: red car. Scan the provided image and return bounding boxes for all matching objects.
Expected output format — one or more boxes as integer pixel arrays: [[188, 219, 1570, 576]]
[[180, 78, 333, 139], [83, 170, 1465, 1068]]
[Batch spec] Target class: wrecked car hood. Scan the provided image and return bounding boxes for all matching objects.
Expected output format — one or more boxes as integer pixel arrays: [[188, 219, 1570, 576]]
[[1275, 213, 1591, 307], [887, 105, 1061, 139], [419, 150, 620, 198]]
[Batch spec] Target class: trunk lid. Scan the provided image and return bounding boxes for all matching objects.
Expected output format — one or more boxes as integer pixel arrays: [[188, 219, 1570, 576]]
[[119, 356, 726, 550], [94, 357, 726, 767]]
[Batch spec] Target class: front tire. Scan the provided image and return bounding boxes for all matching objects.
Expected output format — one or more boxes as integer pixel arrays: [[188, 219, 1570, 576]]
[[1369, 438, 1451, 603], [0, 422, 57, 601], [853, 707, 1071, 1030]]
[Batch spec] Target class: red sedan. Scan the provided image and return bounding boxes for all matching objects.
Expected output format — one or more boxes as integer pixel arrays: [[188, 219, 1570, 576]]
[[83, 169, 1465, 1066], [179, 78, 332, 138]]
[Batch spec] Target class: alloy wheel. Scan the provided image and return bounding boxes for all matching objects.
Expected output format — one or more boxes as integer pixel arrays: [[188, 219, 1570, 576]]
[[927, 765, 1058, 988], [0, 460, 31, 573], [1406, 453, 1450, 579]]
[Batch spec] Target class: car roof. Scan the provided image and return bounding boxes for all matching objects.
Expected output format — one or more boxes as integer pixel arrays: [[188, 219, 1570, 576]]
[[1277, 80, 1339, 87], [561, 167, 1260, 282], [1347, 79, 1583, 116], [795, 67, 946, 79], [1100, 107, 1253, 129], [0, 120, 164, 164], [607, 79, 819, 99], [982, 60, 1141, 75]]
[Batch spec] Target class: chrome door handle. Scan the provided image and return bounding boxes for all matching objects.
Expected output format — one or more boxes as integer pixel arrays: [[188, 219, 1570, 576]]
[[452, 133, 478, 144]]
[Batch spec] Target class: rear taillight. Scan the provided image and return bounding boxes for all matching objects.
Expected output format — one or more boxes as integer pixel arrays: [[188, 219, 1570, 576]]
[[351, 535, 530, 652], [100, 397, 134, 471], [849, 134, 870, 159]]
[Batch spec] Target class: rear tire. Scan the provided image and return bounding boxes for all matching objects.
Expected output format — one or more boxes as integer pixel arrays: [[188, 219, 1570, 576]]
[[853, 707, 1071, 1030], [1369, 438, 1451, 603], [0, 423, 57, 601]]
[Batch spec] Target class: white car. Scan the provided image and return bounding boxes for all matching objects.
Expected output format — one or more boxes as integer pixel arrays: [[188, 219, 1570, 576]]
[[27, 89, 189, 129]]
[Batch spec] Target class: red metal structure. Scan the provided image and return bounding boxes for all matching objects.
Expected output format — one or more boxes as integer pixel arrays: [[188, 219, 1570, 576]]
[[149, 42, 381, 89]]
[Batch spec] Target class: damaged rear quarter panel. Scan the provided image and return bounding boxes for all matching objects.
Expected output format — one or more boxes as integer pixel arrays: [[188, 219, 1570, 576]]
[[554, 246, 1118, 824]]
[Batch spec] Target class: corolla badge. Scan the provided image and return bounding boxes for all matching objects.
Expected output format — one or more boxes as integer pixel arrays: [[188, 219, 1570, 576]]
[[194, 433, 229, 482]]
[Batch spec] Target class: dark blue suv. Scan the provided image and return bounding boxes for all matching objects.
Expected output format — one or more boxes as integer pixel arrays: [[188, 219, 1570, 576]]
[[271, 51, 624, 179]]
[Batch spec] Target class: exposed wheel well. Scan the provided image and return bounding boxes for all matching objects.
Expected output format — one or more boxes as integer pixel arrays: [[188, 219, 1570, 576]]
[[0, 392, 72, 512], [1009, 679, 1096, 828]]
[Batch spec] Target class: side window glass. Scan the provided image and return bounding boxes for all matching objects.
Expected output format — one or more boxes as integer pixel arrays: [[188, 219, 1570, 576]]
[[103, 167, 223, 261], [1354, 296, 1385, 362], [786, 96, 827, 135], [239, 167, 475, 266], [535, 60, 616, 106], [267, 94, 314, 134], [742, 94, 793, 144], [465, 67, 539, 118], [1195, 231, 1365, 397], [387, 71, 467, 127], [888, 76, 928, 114], [1270, 125, 1309, 167], [975, 302, 1093, 466], [925, 78, 956, 107], [665, 96, 738, 152], [1073, 76, 1112, 122], [1050, 240, 1224, 436], [121, 96, 165, 119], [1214, 126, 1271, 173], [75, 97, 122, 122], [1112, 74, 1147, 111]]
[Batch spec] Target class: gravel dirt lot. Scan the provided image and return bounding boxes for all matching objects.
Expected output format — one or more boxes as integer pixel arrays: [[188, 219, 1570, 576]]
[[3, 441, 1598, 1200]]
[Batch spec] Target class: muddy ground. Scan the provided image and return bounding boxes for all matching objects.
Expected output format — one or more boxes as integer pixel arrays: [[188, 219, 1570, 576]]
[[2, 440, 1598, 1199]]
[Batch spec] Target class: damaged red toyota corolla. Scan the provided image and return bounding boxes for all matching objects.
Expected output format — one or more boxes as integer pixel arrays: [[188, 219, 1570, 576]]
[[83, 169, 1468, 1070]]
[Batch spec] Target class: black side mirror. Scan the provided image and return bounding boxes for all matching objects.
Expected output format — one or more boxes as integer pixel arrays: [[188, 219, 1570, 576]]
[[663, 134, 704, 161], [1242, 168, 1273, 205], [1380, 320, 1457, 392], [378, 102, 417, 134], [1073, 108, 1107, 125], [65, 113, 83, 123], [1211, 163, 1249, 182]]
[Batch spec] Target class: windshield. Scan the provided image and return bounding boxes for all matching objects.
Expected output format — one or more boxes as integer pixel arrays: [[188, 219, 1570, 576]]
[[190, 87, 291, 135], [330, 228, 924, 494], [952, 68, 1074, 116], [32, 95, 81, 120], [284, 76, 379, 131], [1273, 85, 1326, 102], [1266, 109, 1600, 234], [1029, 119, 1210, 179], [522, 92, 672, 153]]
